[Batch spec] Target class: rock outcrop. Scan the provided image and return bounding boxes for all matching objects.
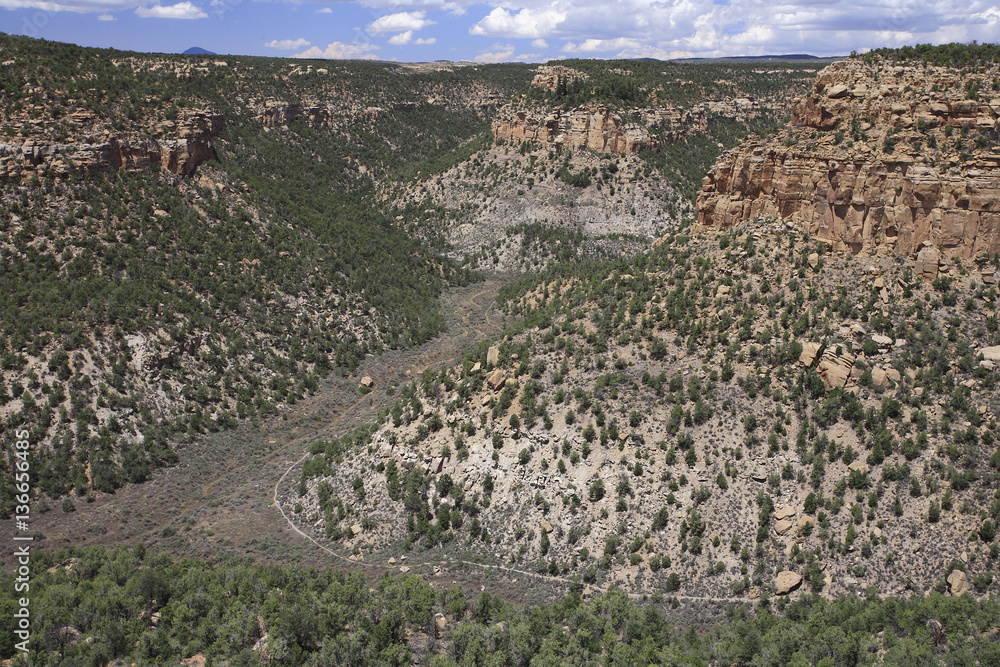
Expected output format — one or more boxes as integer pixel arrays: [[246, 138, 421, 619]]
[[530, 65, 588, 92], [492, 105, 704, 155], [0, 111, 223, 181], [697, 56, 1000, 261]]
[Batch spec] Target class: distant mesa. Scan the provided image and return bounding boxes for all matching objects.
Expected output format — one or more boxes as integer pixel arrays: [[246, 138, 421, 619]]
[[183, 47, 215, 55]]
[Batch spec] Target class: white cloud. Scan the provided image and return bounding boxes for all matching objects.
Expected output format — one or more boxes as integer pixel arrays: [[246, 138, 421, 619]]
[[531, 38, 548, 49], [474, 44, 515, 62], [265, 38, 311, 50], [389, 30, 413, 45], [470, 6, 566, 38], [316, 6, 331, 12], [294, 41, 381, 60], [368, 10, 435, 34], [388, 31, 436, 45], [562, 37, 640, 53], [135, 1, 205, 18], [97, 11, 114, 18]]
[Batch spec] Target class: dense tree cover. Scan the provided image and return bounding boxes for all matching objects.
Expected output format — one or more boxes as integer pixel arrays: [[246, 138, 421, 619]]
[[527, 58, 826, 110], [2, 545, 999, 665], [867, 42, 1000, 67], [0, 35, 536, 511]]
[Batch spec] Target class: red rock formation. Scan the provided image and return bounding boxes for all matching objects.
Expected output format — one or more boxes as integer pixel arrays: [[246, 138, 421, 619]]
[[697, 57, 1000, 261]]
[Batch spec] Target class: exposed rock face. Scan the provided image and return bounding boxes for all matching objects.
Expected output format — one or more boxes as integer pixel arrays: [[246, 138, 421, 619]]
[[492, 105, 704, 155], [697, 57, 1000, 262], [0, 111, 223, 181], [530, 65, 588, 91]]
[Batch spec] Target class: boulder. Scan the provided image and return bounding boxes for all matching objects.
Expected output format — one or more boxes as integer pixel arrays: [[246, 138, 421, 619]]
[[848, 460, 870, 475], [818, 347, 855, 389], [350, 524, 362, 535], [485, 369, 505, 391], [979, 346, 1000, 362], [807, 252, 820, 269], [916, 246, 941, 282], [487, 345, 500, 367], [826, 83, 850, 98], [773, 505, 796, 520], [775, 571, 803, 595], [360, 376, 373, 388], [872, 334, 893, 348], [947, 569, 970, 596], [872, 366, 888, 388], [796, 516, 815, 531], [799, 342, 823, 367], [774, 519, 795, 536]]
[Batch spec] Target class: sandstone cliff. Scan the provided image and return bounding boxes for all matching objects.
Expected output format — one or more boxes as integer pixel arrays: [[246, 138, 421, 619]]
[[697, 57, 1000, 261], [492, 104, 704, 154], [0, 110, 223, 181]]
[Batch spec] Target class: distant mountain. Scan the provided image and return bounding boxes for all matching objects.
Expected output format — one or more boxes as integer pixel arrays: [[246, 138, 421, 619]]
[[183, 46, 215, 55]]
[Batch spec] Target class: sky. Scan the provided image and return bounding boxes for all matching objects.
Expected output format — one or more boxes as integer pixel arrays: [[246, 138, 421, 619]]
[[1, 0, 999, 63]]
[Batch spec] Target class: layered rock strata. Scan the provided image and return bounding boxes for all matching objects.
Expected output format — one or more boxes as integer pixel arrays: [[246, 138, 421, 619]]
[[492, 105, 706, 154], [697, 57, 1000, 260], [0, 111, 223, 181]]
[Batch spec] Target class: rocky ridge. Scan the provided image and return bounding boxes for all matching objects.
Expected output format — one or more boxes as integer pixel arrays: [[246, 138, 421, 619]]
[[0, 109, 223, 181], [697, 56, 1000, 262], [492, 99, 768, 156]]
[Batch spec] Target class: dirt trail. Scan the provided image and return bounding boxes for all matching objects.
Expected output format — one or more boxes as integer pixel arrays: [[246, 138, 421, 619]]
[[6, 280, 506, 570]]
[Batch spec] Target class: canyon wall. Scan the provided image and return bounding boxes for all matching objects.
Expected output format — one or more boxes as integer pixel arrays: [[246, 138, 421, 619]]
[[0, 111, 223, 181], [697, 57, 1000, 260], [492, 105, 706, 154]]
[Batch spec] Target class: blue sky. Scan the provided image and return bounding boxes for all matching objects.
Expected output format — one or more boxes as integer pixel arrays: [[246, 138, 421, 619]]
[[2, 0, 999, 62]]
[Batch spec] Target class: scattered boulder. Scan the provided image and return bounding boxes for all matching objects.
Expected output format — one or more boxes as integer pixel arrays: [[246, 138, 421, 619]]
[[360, 376, 373, 388], [979, 346, 1000, 362], [872, 334, 893, 348], [807, 252, 820, 269], [796, 516, 815, 531], [350, 524, 362, 535], [817, 346, 855, 389], [775, 571, 803, 595], [947, 569, 970, 596], [485, 369, 505, 391], [872, 366, 888, 388], [826, 83, 850, 98], [774, 519, 795, 536], [487, 345, 500, 366], [773, 505, 796, 521], [916, 246, 941, 281], [848, 460, 870, 475], [799, 342, 823, 368]]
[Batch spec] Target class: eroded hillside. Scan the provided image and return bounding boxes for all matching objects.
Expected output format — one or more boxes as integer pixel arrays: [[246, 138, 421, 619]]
[[284, 222, 1000, 602]]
